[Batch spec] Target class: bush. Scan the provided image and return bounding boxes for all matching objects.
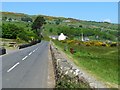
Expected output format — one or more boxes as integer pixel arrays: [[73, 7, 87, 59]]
[[2, 23, 40, 42], [17, 29, 39, 42], [110, 42, 117, 47], [21, 17, 33, 22], [2, 23, 22, 39]]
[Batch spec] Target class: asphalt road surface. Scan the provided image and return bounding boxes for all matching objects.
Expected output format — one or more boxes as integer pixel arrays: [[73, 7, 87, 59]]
[[2, 41, 49, 88]]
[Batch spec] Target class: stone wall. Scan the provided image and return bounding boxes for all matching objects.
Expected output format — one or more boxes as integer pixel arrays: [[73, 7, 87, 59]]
[[50, 43, 107, 88], [50, 44, 91, 88]]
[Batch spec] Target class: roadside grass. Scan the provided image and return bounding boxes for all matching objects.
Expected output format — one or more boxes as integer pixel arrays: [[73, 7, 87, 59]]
[[53, 40, 118, 87]]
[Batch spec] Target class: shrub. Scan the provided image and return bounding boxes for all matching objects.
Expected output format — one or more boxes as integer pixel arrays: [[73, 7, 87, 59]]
[[2, 23, 22, 39], [66, 40, 75, 44], [110, 42, 117, 47]]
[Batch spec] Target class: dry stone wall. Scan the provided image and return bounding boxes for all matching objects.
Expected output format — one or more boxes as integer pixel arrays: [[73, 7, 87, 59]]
[[50, 43, 108, 89], [50, 44, 91, 88]]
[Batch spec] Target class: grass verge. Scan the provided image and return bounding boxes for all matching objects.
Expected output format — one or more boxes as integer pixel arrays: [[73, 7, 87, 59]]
[[53, 40, 118, 88]]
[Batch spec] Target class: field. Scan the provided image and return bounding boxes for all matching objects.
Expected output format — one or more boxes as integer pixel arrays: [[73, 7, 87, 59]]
[[53, 40, 118, 88], [1, 11, 119, 87], [1, 11, 118, 42]]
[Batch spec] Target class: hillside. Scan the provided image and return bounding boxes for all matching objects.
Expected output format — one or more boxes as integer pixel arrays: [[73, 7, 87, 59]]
[[0, 11, 119, 88], [0, 11, 118, 42]]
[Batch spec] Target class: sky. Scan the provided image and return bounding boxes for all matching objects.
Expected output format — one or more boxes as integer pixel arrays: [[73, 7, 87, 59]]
[[1, 2, 118, 23]]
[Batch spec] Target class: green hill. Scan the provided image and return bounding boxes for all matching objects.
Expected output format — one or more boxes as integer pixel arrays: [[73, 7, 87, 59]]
[[0, 11, 118, 42]]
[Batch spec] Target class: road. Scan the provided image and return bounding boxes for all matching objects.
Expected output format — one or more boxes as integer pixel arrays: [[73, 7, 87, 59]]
[[2, 41, 49, 88]]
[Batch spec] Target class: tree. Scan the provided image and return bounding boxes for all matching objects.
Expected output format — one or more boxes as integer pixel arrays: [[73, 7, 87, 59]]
[[2, 24, 22, 39], [2, 16, 7, 21], [79, 25, 82, 28], [8, 18, 12, 22], [55, 19, 61, 25], [49, 28, 53, 33], [31, 16, 46, 37], [21, 17, 33, 22]]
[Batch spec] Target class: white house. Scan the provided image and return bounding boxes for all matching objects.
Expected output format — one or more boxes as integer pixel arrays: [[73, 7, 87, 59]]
[[84, 37, 90, 41], [63, 20, 71, 23], [49, 35, 58, 40], [58, 33, 67, 41]]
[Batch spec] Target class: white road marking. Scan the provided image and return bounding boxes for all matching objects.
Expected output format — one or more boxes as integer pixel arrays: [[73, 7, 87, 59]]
[[22, 56, 28, 61], [33, 50, 36, 52], [35, 48, 38, 50], [28, 52, 32, 55], [7, 62, 20, 72]]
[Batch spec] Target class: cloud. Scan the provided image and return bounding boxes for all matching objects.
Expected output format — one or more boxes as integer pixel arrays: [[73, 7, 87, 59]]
[[103, 19, 111, 23]]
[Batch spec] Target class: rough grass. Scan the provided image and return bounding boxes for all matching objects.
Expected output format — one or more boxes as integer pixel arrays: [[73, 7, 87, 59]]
[[53, 40, 118, 87]]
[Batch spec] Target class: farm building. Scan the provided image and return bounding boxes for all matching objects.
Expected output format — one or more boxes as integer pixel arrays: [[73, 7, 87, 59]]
[[58, 33, 67, 41], [49, 35, 58, 40]]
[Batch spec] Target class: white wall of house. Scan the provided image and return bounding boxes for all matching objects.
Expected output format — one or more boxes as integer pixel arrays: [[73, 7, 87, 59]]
[[63, 20, 71, 23], [58, 33, 67, 41]]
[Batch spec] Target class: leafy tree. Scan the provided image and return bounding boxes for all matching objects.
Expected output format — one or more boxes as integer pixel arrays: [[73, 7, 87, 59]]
[[2, 23, 22, 39], [8, 18, 12, 22], [79, 25, 83, 28], [49, 28, 53, 33], [54, 19, 61, 25], [2, 16, 7, 21], [17, 29, 39, 42], [31, 16, 46, 36], [21, 17, 33, 22]]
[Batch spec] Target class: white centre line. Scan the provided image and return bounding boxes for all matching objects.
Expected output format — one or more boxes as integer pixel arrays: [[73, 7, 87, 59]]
[[28, 52, 32, 55], [7, 62, 20, 72], [22, 56, 28, 61], [35, 48, 38, 50], [33, 50, 36, 52]]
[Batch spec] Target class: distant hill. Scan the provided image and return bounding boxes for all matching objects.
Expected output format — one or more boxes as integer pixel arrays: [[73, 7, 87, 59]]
[[1, 11, 65, 21], [1, 11, 118, 29], [0, 11, 118, 42]]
